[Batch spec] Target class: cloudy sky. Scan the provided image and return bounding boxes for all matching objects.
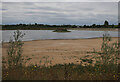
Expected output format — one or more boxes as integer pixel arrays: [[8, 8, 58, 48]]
[[2, 2, 118, 25], [1, 0, 119, 2]]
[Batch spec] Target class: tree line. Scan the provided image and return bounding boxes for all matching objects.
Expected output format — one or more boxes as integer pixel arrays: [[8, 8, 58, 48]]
[[1, 20, 119, 30]]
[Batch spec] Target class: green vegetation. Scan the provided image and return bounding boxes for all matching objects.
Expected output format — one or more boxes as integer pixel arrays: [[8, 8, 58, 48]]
[[2, 31, 120, 80], [53, 28, 71, 32], [2, 63, 119, 80], [7, 30, 25, 69], [86, 33, 120, 65], [1, 20, 119, 30]]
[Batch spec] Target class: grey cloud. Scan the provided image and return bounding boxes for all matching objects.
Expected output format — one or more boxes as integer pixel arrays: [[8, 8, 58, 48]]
[[2, 0, 119, 2], [2, 2, 118, 25]]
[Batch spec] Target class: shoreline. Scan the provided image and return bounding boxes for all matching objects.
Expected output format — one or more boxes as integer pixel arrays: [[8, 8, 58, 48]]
[[2, 37, 119, 43], [1, 28, 118, 31], [68, 28, 118, 31]]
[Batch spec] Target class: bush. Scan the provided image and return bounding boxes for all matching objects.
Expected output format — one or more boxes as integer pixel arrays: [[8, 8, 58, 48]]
[[7, 30, 25, 69], [96, 33, 120, 65]]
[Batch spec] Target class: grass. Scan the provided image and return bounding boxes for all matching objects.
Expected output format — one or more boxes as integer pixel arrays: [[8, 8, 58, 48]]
[[2, 30, 120, 80], [2, 63, 119, 80]]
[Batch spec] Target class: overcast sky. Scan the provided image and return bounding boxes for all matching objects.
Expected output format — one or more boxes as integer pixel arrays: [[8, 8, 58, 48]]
[[1, 0, 119, 2], [2, 2, 118, 25]]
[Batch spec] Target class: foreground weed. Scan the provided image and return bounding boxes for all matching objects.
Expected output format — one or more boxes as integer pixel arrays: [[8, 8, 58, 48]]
[[80, 33, 120, 73], [7, 30, 25, 68]]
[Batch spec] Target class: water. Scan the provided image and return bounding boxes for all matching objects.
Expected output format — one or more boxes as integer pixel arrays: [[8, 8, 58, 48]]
[[1, 30, 119, 42]]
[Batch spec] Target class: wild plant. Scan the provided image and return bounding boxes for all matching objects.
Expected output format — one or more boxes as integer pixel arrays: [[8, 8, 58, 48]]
[[95, 33, 120, 65], [7, 30, 25, 69], [80, 33, 120, 73]]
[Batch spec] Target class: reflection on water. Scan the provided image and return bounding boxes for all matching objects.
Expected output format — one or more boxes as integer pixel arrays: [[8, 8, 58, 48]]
[[1, 30, 118, 42]]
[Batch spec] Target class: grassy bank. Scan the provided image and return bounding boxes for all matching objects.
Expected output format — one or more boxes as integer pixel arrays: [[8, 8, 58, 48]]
[[2, 63, 119, 80]]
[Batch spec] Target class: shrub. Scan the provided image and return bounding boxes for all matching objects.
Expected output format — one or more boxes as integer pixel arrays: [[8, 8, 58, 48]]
[[83, 33, 120, 66], [96, 33, 120, 65], [7, 30, 25, 69]]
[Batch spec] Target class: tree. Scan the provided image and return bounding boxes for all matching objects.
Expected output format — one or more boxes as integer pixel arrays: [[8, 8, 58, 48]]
[[35, 23, 37, 25], [92, 24, 96, 28], [83, 25, 86, 28], [104, 20, 109, 26], [118, 23, 120, 26]]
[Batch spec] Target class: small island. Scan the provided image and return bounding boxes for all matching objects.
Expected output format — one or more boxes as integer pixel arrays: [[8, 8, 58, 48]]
[[53, 28, 71, 32]]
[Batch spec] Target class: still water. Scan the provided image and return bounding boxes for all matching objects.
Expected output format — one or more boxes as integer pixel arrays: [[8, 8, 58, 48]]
[[1, 30, 119, 42]]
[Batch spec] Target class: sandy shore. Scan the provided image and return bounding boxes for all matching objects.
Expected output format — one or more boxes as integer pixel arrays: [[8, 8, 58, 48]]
[[2, 38, 118, 66]]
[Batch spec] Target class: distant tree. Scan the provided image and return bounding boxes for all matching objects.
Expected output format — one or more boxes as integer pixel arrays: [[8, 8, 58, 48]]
[[35, 23, 37, 25], [92, 24, 96, 28], [104, 20, 109, 26], [118, 23, 120, 26], [83, 25, 86, 28], [19, 23, 22, 26]]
